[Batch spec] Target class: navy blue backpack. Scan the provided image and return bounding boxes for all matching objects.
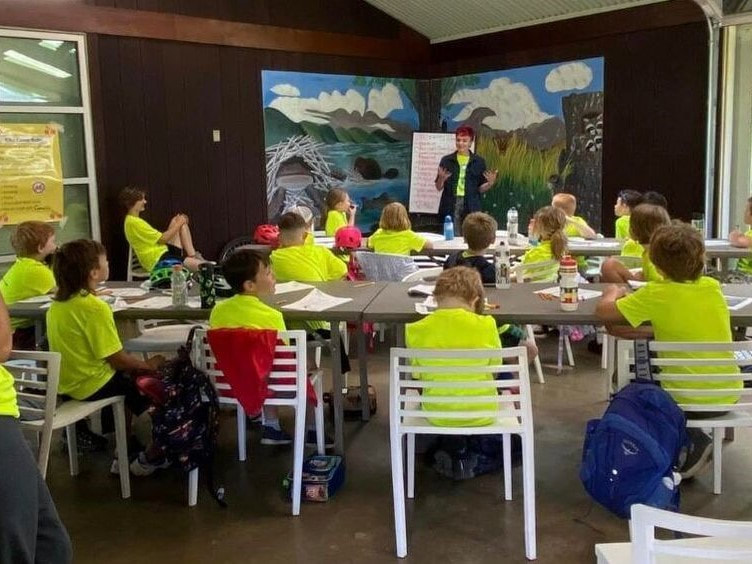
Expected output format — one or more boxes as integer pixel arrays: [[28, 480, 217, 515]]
[[580, 340, 688, 518]]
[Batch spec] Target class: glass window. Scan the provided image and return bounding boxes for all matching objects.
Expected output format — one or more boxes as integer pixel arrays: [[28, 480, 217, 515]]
[[0, 37, 81, 106]]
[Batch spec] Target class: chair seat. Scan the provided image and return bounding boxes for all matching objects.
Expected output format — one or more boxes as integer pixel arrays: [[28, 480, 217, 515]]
[[402, 411, 521, 435], [685, 410, 752, 428], [596, 537, 752, 563], [124, 325, 194, 352], [21, 396, 124, 430]]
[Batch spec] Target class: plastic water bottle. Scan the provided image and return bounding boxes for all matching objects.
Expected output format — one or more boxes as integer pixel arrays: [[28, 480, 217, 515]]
[[494, 240, 511, 289], [443, 215, 454, 241], [171, 265, 187, 307], [507, 207, 519, 243], [559, 256, 579, 311]]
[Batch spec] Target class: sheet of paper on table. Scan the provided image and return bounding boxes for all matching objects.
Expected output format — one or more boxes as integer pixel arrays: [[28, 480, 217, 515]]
[[415, 295, 437, 315], [534, 286, 603, 300], [281, 289, 352, 312], [704, 240, 730, 247], [18, 295, 53, 304], [127, 296, 174, 309], [572, 241, 620, 248], [275, 281, 315, 294], [408, 284, 435, 297], [104, 287, 149, 298], [725, 296, 752, 311], [627, 280, 648, 289]]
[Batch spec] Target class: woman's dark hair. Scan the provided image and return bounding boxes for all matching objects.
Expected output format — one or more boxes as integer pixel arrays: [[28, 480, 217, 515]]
[[53, 239, 107, 301], [221, 249, 269, 293]]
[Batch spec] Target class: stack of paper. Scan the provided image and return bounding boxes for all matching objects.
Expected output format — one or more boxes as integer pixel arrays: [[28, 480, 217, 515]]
[[281, 289, 352, 312]]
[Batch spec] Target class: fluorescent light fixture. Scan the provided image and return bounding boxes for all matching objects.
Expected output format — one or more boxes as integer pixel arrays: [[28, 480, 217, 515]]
[[38, 40, 64, 51], [3, 50, 71, 79]]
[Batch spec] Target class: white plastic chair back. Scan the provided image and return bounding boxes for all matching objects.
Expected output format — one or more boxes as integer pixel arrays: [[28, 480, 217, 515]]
[[401, 267, 443, 283], [126, 246, 149, 282], [355, 251, 418, 282], [389, 346, 536, 559], [514, 259, 559, 283]]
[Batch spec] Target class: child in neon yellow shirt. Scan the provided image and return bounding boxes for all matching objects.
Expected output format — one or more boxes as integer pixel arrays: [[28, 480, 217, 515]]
[[324, 188, 356, 237], [727, 196, 752, 281], [614, 189, 643, 240], [521, 206, 568, 264], [0, 221, 57, 349], [596, 223, 740, 478], [552, 193, 596, 239], [367, 202, 431, 255], [287, 205, 315, 245]]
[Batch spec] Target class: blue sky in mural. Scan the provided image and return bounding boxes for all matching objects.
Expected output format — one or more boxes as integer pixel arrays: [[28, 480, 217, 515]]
[[262, 70, 418, 128]]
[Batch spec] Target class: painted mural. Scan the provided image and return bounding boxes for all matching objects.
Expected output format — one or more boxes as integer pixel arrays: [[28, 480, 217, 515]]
[[261, 71, 419, 233], [439, 58, 605, 229]]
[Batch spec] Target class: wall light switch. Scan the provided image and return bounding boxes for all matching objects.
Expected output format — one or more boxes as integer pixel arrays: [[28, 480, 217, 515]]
[[212, 129, 221, 142]]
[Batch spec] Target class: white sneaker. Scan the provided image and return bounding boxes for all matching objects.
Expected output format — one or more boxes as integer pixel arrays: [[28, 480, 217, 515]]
[[129, 452, 171, 476]]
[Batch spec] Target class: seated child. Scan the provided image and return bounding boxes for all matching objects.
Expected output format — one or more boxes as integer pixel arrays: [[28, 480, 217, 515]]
[[367, 202, 431, 255], [614, 189, 643, 240], [642, 190, 668, 210], [596, 223, 741, 478], [0, 222, 57, 349], [286, 205, 315, 245], [601, 203, 670, 284], [324, 188, 356, 237], [521, 206, 568, 265], [405, 267, 502, 427], [120, 186, 203, 275], [552, 193, 596, 239], [726, 196, 752, 283], [47, 239, 167, 476]]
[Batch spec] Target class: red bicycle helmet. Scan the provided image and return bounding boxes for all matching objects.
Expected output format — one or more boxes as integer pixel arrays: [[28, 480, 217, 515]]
[[253, 224, 280, 247], [334, 226, 362, 249]]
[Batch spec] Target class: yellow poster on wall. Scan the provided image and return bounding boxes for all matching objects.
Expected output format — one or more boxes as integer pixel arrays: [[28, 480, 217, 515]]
[[0, 123, 64, 224]]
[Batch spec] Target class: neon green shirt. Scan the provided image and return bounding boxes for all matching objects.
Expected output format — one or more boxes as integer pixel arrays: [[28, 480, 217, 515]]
[[0, 257, 56, 329], [642, 248, 663, 282], [564, 216, 590, 238], [615, 215, 630, 240], [209, 294, 286, 332], [456, 154, 470, 197], [405, 308, 501, 427], [305, 232, 314, 246], [736, 229, 752, 274], [47, 293, 122, 400], [0, 365, 18, 417], [270, 245, 347, 283], [621, 239, 644, 258], [616, 277, 741, 405], [124, 215, 168, 272], [368, 229, 426, 256], [522, 240, 556, 264], [325, 211, 348, 237]]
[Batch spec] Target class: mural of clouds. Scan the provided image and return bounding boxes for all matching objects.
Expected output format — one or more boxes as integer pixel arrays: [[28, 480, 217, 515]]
[[367, 83, 404, 119], [449, 77, 552, 131], [545, 62, 593, 93], [270, 83, 301, 96], [268, 88, 366, 124]]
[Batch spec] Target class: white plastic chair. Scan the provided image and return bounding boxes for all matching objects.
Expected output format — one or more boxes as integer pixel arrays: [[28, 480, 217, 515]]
[[401, 266, 443, 283], [596, 503, 752, 563], [616, 339, 752, 494], [8, 350, 131, 498], [190, 329, 324, 513], [126, 246, 149, 282], [389, 346, 536, 559], [355, 251, 418, 282]]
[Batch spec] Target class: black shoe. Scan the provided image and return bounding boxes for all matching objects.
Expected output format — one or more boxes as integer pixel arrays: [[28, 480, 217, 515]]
[[680, 432, 713, 480], [62, 427, 108, 453]]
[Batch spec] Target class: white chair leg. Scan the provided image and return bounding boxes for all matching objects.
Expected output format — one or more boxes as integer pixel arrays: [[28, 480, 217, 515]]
[[379, 323, 386, 343], [713, 427, 723, 495], [37, 428, 54, 479], [564, 335, 575, 367], [406, 434, 415, 499], [236, 404, 247, 462], [112, 401, 131, 499], [522, 433, 537, 560], [188, 468, 199, 507], [291, 402, 307, 516], [600, 329, 608, 370], [557, 332, 564, 374], [66, 425, 79, 476], [391, 430, 408, 558], [314, 375, 325, 455], [526, 325, 545, 384], [314, 347, 322, 369], [503, 433, 512, 501]]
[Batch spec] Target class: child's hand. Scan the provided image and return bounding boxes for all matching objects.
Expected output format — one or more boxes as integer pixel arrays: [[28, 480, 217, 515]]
[[729, 229, 742, 242], [604, 284, 628, 300], [348, 203, 357, 215]]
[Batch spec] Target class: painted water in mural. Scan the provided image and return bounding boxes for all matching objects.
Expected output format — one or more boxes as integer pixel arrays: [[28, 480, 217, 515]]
[[261, 71, 419, 233], [440, 58, 604, 229]]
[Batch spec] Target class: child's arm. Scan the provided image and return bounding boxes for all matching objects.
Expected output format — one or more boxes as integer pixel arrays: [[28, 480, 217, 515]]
[[420, 240, 433, 252], [347, 204, 357, 226], [158, 214, 186, 245], [729, 229, 752, 249], [595, 284, 630, 323], [107, 350, 165, 373], [567, 217, 597, 239]]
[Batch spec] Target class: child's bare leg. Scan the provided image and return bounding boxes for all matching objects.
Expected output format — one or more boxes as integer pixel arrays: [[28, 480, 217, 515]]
[[601, 258, 633, 284], [178, 224, 197, 257], [523, 339, 538, 362]]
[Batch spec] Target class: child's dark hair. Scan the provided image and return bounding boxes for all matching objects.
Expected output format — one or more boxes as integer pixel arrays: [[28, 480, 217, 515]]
[[11, 221, 55, 257], [642, 191, 668, 210], [649, 223, 704, 282], [222, 249, 269, 294], [618, 189, 643, 210], [118, 186, 146, 212], [53, 239, 106, 301], [462, 212, 497, 251], [630, 204, 671, 245]]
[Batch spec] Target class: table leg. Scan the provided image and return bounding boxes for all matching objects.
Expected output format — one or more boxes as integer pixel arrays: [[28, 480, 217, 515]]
[[396, 323, 405, 347], [34, 319, 45, 349], [357, 325, 370, 422], [330, 322, 345, 455]]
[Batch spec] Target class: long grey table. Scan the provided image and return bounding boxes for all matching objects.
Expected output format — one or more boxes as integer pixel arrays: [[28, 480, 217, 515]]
[[8, 280, 389, 455]]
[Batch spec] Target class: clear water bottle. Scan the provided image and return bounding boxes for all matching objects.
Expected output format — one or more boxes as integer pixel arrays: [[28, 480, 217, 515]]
[[507, 207, 519, 242], [443, 215, 455, 241], [171, 264, 187, 307], [494, 240, 511, 289]]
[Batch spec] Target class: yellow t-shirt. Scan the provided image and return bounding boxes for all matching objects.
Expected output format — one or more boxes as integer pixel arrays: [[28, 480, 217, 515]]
[[325, 211, 348, 237], [456, 154, 470, 197], [0, 257, 56, 330], [621, 239, 644, 258], [615, 276, 741, 405], [405, 308, 502, 427], [270, 244, 347, 283], [564, 216, 590, 238], [209, 294, 286, 332], [736, 229, 752, 274], [47, 293, 122, 400], [642, 248, 663, 282], [368, 229, 426, 256], [304, 232, 314, 246], [522, 240, 557, 264], [124, 215, 168, 272], [0, 365, 19, 417], [615, 215, 630, 240]]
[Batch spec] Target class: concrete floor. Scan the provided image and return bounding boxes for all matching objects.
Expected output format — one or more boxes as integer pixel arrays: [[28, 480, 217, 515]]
[[45, 335, 752, 563]]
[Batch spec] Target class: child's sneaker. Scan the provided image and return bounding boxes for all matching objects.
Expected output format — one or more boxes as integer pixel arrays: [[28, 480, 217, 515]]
[[129, 452, 171, 477], [260, 426, 292, 445], [305, 429, 334, 449], [680, 432, 713, 480]]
